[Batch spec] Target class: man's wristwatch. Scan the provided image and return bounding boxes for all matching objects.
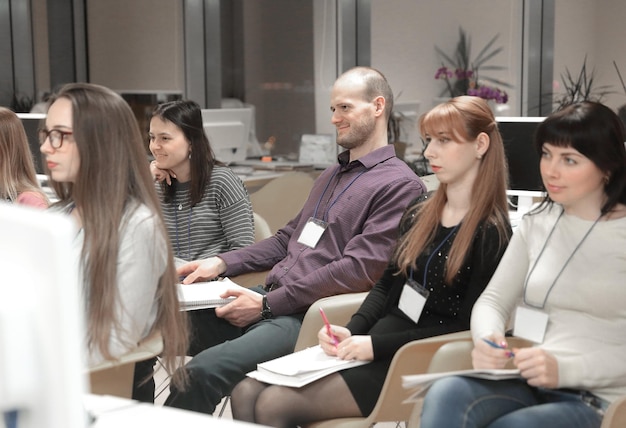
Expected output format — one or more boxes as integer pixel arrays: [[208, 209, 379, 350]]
[[260, 295, 273, 319]]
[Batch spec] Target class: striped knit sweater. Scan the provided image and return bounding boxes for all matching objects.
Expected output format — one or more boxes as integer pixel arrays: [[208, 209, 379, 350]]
[[156, 165, 254, 261]]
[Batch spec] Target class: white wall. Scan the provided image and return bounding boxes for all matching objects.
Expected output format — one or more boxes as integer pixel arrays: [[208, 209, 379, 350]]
[[596, 0, 626, 110], [369, 0, 626, 120], [370, 0, 522, 117], [78, 0, 626, 126]]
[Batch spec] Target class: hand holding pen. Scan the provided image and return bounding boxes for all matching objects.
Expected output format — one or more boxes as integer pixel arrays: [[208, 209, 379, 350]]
[[482, 338, 515, 358], [319, 307, 340, 346]]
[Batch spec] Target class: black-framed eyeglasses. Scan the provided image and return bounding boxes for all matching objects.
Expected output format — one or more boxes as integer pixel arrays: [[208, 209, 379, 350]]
[[38, 129, 74, 149]]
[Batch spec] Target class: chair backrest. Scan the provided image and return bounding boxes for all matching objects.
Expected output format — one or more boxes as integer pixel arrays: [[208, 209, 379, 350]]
[[249, 171, 315, 234], [294, 292, 368, 352], [306, 332, 534, 428], [253, 211, 272, 242], [88, 330, 163, 399], [368, 331, 475, 423]]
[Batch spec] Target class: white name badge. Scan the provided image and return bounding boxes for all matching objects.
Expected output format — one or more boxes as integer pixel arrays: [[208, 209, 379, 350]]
[[398, 280, 429, 323], [513, 305, 549, 344], [297, 217, 328, 248]]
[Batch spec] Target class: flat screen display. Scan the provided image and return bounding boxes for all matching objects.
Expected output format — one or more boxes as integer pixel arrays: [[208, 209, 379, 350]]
[[16, 113, 46, 174], [496, 116, 545, 192]]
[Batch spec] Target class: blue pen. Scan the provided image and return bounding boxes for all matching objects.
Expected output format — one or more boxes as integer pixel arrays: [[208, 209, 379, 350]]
[[482, 338, 515, 358]]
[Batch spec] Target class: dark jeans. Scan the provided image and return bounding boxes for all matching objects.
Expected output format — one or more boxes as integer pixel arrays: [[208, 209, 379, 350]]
[[131, 306, 243, 402], [421, 376, 606, 428], [132, 357, 157, 403], [164, 311, 303, 414]]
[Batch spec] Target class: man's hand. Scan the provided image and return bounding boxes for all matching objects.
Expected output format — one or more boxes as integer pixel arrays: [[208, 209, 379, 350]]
[[215, 288, 264, 327], [177, 257, 227, 284], [150, 161, 176, 185]]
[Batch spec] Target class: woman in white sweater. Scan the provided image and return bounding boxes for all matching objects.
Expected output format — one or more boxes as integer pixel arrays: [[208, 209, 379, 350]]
[[40, 83, 189, 393], [420, 101, 626, 428]]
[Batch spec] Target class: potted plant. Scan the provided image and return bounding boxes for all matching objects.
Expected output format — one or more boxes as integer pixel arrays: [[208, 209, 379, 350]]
[[10, 92, 34, 113], [387, 109, 407, 160], [552, 56, 612, 112], [434, 27, 511, 105]]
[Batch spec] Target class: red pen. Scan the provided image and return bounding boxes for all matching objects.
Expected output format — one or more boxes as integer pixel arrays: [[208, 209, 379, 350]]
[[319, 307, 339, 346]]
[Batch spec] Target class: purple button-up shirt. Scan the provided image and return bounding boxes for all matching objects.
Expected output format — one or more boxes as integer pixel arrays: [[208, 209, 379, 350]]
[[220, 144, 426, 315]]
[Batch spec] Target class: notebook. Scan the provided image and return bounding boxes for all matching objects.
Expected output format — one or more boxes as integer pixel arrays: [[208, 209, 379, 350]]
[[177, 277, 243, 311], [402, 368, 521, 402], [246, 345, 369, 388]]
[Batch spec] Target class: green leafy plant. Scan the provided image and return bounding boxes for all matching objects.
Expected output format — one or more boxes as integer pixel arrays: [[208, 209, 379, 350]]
[[553, 56, 612, 111], [434, 27, 512, 103], [613, 60, 626, 96]]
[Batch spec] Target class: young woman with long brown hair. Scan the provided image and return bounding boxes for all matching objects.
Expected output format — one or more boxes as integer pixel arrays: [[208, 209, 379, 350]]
[[39, 83, 188, 388]]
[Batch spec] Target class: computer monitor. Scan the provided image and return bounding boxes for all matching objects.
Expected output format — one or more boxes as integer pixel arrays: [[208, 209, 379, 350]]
[[201, 107, 253, 164], [497, 116, 547, 215], [16, 113, 46, 174], [0, 203, 87, 428]]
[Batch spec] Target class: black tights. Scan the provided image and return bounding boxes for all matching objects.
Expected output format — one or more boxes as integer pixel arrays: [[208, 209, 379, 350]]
[[231, 373, 362, 428]]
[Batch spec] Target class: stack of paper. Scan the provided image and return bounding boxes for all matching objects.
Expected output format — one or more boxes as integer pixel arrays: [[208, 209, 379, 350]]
[[177, 277, 243, 311], [247, 345, 369, 388]]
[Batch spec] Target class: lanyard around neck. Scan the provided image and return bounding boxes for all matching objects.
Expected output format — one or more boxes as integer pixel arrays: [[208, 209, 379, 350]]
[[523, 209, 600, 309], [409, 224, 460, 286], [313, 164, 371, 222], [173, 194, 192, 260]]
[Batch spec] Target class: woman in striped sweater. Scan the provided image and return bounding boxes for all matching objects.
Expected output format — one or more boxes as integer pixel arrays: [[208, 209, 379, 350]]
[[136, 100, 254, 402], [149, 100, 254, 262]]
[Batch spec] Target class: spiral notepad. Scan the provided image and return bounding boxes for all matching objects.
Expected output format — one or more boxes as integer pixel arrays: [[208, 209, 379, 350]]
[[177, 277, 240, 311]]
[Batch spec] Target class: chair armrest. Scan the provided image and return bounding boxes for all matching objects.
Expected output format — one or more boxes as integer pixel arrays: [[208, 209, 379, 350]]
[[602, 395, 626, 428], [88, 330, 163, 373], [294, 292, 369, 352]]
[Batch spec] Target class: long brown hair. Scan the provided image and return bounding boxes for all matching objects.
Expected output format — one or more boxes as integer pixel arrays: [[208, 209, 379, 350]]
[[0, 107, 47, 203], [395, 96, 510, 283], [46, 83, 188, 386]]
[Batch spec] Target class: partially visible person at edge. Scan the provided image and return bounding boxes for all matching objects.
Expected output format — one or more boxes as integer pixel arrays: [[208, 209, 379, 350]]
[[420, 101, 626, 428], [132, 99, 255, 402], [230, 95, 512, 427], [163, 66, 427, 414], [39, 83, 189, 391], [0, 107, 48, 209]]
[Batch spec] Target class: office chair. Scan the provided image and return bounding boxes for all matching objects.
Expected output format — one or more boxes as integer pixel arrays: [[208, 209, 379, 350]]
[[89, 330, 163, 399], [249, 171, 314, 234], [216, 291, 368, 418], [305, 332, 531, 428]]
